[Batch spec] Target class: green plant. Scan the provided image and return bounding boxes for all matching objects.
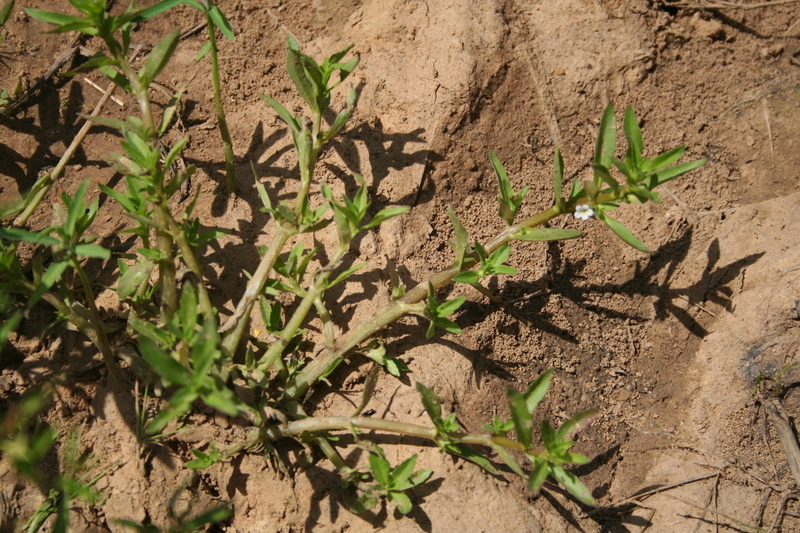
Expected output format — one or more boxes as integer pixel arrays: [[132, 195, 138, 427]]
[[0, 386, 106, 533], [2, 0, 707, 520]]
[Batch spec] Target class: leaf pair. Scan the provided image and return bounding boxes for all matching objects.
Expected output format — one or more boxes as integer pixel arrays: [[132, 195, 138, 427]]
[[351, 445, 432, 515], [417, 283, 465, 339], [490, 151, 529, 225], [322, 175, 409, 247]]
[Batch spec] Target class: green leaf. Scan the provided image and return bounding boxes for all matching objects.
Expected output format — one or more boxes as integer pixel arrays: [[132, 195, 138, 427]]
[[208, 5, 235, 41], [594, 105, 617, 169], [140, 29, 180, 87], [596, 210, 653, 253], [79, 114, 127, 131], [158, 82, 188, 137], [138, 337, 191, 387], [363, 206, 409, 230], [642, 145, 685, 173], [550, 465, 596, 505], [568, 179, 583, 201], [133, 0, 185, 21], [24, 8, 82, 27], [63, 53, 117, 77], [623, 106, 643, 167], [0, 0, 15, 26], [326, 262, 367, 288], [387, 491, 412, 514], [201, 387, 242, 417], [524, 369, 554, 414], [286, 46, 318, 112], [415, 382, 442, 421], [512, 228, 581, 242], [97, 64, 132, 93], [555, 409, 598, 441], [350, 492, 379, 514], [30, 261, 68, 308], [261, 95, 300, 132], [553, 147, 564, 203], [507, 389, 533, 448], [437, 296, 465, 317], [191, 319, 220, 376], [447, 207, 469, 269], [527, 458, 549, 494], [117, 259, 154, 298], [648, 159, 706, 189], [390, 454, 418, 489], [369, 452, 391, 488], [446, 443, 499, 475], [493, 444, 527, 479], [196, 41, 212, 62], [0, 227, 59, 246], [452, 271, 480, 284], [147, 386, 197, 434], [74, 244, 110, 259], [592, 164, 618, 189]]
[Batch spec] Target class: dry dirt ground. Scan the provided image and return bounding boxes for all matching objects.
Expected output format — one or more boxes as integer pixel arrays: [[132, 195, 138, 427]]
[[2, 0, 800, 531]]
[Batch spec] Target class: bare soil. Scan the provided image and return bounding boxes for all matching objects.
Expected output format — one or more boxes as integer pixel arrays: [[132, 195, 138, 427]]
[[2, 0, 800, 531]]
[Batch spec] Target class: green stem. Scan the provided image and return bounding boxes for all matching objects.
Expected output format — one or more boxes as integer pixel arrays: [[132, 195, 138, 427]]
[[258, 284, 322, 373], [206, 11, 237, 194], [162, 211, 215, 321], [220, 225, 294, 353], [245, 416, 530, 454], [293, 113, 322, 220], [72, 260, 125, 383]]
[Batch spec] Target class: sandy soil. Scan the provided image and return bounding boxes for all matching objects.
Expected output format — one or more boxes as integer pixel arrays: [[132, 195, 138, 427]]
[[2, 0, 800, 531]]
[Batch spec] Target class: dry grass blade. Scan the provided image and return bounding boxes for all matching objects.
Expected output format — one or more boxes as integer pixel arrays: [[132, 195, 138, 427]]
[[586, 473, 717, 516]]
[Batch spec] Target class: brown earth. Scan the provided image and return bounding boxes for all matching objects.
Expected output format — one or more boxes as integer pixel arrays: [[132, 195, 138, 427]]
[[2, 0, 800, 531]]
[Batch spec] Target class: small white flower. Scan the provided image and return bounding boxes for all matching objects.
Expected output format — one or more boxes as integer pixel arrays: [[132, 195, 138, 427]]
[[574, 204, 594, 221]]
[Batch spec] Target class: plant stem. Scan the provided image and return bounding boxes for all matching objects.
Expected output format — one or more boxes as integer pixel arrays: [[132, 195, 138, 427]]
[[205, 12, 237, 194], [162, 211, 215, 321], [220, 225, 294, 353], [244, 416, 530, 455], [72, 260, 125, 383], [258, 284, 322, 372]]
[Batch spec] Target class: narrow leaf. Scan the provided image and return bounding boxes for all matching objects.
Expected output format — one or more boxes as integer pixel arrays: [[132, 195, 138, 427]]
[[550, 465, 596, 505], [0, 0, 15, 26], [553, 147, 564, 201], [74, 244, 110, 259], [555, 409, 599, 441], [208, 6, 235, 41], [140, 30, 180, 87], [261, 95, 300, 131], [649, 159, 706, 188], [642, 145, 685, 173], [387, 492, 412, 514], [524, 369, 554, 414], [594, 105, 616, 169], [447, 207, 469, 269], [507, 389, 533, 448], [369, 453, 391, 488], [528, 458, 549, 494], [446, 443, 499, 475], [596, 211, 653, 253], [623, 106, 643, 166], [415, 382, 442, 421]]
